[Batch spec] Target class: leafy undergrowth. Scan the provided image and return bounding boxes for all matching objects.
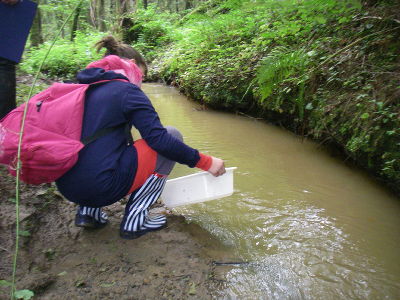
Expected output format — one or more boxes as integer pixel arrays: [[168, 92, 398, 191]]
[[20, 31, 104, 81], [147, 0, 400, 194]]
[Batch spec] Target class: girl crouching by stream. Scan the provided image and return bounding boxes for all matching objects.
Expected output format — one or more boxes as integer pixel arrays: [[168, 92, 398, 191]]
[[55, 36, 226, 239]]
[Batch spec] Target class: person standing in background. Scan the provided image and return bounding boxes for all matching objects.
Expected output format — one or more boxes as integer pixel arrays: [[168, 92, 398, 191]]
[[0, 0, 37, 119]]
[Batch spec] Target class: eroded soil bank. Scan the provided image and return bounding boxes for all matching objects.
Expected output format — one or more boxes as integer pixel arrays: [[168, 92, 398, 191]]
[[0, 167, 231, 299]]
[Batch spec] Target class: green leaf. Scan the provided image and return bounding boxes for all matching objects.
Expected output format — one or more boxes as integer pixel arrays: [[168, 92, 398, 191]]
[[43, 248, 56, 260], [14, 289, 34, 300], [386, 131, 395, 136], [315, 16, 327, 24], [188, 282, 197, 295], [100, 282, 115, 288], [75, 280, 85, 287], [360, 113, 369, 119], [306, 50, 316, 57], [8, 198, 16, 203], [305, 103, 314, 110], [18, 230, 31, 237], [0, 280, 12, 287]]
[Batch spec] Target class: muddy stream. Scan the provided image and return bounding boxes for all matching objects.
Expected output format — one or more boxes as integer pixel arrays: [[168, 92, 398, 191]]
[[142, 83, 400, 299]]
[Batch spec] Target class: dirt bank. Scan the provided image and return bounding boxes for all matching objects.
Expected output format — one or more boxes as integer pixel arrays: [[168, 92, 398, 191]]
[[0, 167, 231, 299]]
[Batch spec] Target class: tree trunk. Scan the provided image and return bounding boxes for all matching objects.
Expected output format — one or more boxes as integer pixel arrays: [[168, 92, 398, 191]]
[[70, 2, 83, 41], [30, 0, 44, 47], [167, 0, 173, 12], [110, 0, 115, 14], [120, 0, 127, 14], [98, 0, 106, 31], [89, 0, 98, 28], [185, 0, 192, 10], [116, 0, 134, 40], [143, 0, 148, 9]]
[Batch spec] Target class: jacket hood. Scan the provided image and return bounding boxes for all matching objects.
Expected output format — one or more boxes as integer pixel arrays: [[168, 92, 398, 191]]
[[85, 55, 143, 87], [76, 68, 129, 84]]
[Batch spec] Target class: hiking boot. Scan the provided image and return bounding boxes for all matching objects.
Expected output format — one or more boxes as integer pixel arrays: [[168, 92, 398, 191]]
[[120, 215, 167, 239], [75, 206, 108, 229]]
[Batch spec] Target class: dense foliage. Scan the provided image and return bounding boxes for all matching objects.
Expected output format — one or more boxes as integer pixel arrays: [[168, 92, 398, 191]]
[[21, 31, 104, 79], [148, 0, 400, 192], [20, 0, 400, 193]]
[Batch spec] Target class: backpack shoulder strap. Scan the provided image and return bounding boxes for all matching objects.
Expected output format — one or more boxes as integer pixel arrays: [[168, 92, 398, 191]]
[[81, 123, 134, 146], [81, 78, 133, 146]]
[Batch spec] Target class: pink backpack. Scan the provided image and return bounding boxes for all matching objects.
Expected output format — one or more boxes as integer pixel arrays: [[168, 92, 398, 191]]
[[0, 80, 125, 184]]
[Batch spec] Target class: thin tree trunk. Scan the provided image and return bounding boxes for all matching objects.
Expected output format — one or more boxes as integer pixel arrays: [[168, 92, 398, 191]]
[[70, 2, 82, 41], [89, 0, 98, 28], [143, 0, 148, 9], [185, 0, 192, 10], [110, 0, 115, 14], [167, 0, 173, 12], [30, 0, 43, 47], [98, 0, 106, 31], [120, 0, 127, 14], [116, 0, 128, 38]]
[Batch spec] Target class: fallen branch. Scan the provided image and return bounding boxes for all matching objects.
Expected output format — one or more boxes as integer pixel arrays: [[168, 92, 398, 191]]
[[237, 111, 263, 120], [0, 246, 11, 254], [354, 16, 400, 25]]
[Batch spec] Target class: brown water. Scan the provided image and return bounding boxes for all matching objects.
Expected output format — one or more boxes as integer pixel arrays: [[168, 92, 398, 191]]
[[142, 83, 400, 299]]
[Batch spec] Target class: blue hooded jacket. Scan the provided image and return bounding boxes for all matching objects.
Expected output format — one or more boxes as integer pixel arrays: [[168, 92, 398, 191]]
[[56, 68, 201, 207]]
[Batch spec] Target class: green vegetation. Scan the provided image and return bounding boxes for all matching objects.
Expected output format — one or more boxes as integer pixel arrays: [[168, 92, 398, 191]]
[[20, 31, 104, 79], [19, 0, 399, 193], [147, 0, 399, 193], [125, 5, 177, 61]]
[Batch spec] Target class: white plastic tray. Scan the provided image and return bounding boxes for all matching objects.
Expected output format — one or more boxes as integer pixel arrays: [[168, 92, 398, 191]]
[[161, 167, 237, 208]]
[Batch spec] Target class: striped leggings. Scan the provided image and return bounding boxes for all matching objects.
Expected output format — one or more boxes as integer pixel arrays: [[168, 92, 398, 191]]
[[79, 126, 182, 232], [121, 173, 167, 232]]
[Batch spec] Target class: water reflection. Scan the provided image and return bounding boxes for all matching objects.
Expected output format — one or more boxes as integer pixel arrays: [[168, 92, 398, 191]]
[[142, 84, 400, 299]]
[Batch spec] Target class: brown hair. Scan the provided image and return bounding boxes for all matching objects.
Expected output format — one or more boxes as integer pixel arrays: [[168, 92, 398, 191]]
[[95, 36, 148, 76]]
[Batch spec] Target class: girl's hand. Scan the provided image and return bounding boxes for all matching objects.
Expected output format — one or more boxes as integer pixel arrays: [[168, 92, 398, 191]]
[[208, 157, 226, 177]]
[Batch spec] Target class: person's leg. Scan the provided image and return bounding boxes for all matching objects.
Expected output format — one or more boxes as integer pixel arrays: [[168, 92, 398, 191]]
[[75, 206, 109, 229], [120, 126, 182, 239], [154, 125, 182, 176], [0, 58, 16, 119], [120, 173, 168, 239]]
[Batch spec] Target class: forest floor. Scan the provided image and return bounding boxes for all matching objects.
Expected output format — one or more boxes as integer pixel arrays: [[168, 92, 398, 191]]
[[0, 167, 231, 300]]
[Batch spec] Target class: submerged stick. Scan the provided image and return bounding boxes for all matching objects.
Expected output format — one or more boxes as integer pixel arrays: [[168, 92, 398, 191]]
[[212, 261, 251, 266]]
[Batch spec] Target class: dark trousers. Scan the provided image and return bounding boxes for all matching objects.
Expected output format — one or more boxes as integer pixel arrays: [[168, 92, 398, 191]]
[[0, 58, 16, 120]]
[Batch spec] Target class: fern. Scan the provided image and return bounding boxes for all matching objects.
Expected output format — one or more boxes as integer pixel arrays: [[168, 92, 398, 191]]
[[257, 47, 309, 97]]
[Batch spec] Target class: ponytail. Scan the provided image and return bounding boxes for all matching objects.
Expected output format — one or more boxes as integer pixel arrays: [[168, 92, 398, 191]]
[[95, 36, 120, 55], [95, 35, 148, 76]]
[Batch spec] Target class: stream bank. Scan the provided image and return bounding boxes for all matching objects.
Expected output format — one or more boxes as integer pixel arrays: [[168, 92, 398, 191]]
[[144, 1, 400, 196], [0, 167, 231, 299]]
